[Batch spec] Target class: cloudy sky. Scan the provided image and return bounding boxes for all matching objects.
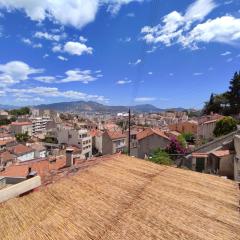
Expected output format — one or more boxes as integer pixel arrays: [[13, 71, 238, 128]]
[[0, 0, 240, 108]]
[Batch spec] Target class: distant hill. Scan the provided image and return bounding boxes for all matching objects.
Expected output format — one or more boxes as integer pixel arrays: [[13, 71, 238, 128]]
[[36, 101, 187, 113], [0, 104, 17, 110]]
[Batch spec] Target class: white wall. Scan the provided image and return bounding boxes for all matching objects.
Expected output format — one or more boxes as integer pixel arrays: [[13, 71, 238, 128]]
[[17, 152, 35, 162]]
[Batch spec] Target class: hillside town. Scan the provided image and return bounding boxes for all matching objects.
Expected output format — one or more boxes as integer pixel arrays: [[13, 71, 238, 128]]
[[0, 105, 239, 182], [1, 0, 240, 239]]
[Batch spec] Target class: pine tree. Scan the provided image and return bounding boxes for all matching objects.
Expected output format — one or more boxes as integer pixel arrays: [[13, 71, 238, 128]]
[[228, 72, 240, 115]]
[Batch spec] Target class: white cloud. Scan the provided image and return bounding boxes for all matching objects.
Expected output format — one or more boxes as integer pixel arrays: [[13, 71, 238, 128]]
[[33, 43, 42, 48], [63, 41, 93, 56], [148, 72, 153, 75], [129, 58, 142, 66], [52, 44, 62, 53], [193, 72, 203, 76], [127, 12, 135, 17], [0, 61, 43, 86], [141, 0, 240, 49], [0, 0, 143, 29], [134, 97, 156, 102], [227, 57, 233, 62], [34, 76, 57, 83], [6, 87, 108, 102], [79, 36, 88, 43], [169, 73, 174, 77], [58, 55, 68, 61], [106, 0, 144, 15], [182, 16, 240, 47], [34, 31, 65, 41], [116, 79, 132, 84], [22, 38, 42, 48], [221, 51, 231, 56], [43, 54, 49, 58], [22, 38, 31, 45], [61, 69, 99, 83]]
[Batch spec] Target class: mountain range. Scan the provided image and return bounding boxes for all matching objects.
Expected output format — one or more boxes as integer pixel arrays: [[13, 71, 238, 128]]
[[36, 101, 186, 113]]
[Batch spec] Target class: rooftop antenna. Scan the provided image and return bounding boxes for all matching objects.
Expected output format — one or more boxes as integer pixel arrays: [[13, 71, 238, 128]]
[[128, 108, 131, 156]]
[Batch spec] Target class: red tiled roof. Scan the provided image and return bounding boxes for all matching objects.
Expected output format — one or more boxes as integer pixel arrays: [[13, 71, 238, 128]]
[[0, 156, 66, 179], [192, 152, 209, 158], [137, 128, 169, 141], [211, 150, 230, 158], [8, 144, 34, 156], [107, 131, 126, 140], [0, 151, 16, 163], [11, 122, 32, 126]]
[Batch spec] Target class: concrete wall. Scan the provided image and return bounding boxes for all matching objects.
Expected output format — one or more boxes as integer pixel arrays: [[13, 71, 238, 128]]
[[137, 134, 170, 159], [0, 176, 41, 203], [219, 154, 234, 178], [234, 135, 240, 181], [197, 122, 217, 140], [102, 132, 113, 155]]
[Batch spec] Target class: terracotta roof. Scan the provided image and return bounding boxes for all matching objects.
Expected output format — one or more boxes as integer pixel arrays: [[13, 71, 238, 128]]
[[8, 144, 34, 156], [90, 129, 102, 137], [30, 143, 46, 152], [137, 128, 169, 141], [0, 151, 16, 163], [211, 150, 230, 158], [192, 152, 209, 158], [107, 131, 126, 140], [0, 156, 66, 179], [11, 122, 32, 126]]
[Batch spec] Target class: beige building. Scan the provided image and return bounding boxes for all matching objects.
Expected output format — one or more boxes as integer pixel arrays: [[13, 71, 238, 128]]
[[137, 128, 170, 159], [55, 127, 92, 159], [102, 131, 127, 155], [234, 135, 240, 181], [10, 122, 33, 136]]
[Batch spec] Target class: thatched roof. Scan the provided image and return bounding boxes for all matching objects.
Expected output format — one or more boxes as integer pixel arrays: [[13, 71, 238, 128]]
[[0, 155, 239, 240]]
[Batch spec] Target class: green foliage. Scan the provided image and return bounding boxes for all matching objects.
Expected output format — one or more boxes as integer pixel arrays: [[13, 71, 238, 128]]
[[9, 107, 30, 116], [213, 116, 237, 137], [15, 132, 30, 143], [228, 72, 240, 115], [203, 72, 240, 116], [0, 117, 17, 126], [43, 136, 58, 144], [149, 149, 172, 165], [203, 93, 229, 115], [181, 132, 194, 143], [177, 135, 187, 148]]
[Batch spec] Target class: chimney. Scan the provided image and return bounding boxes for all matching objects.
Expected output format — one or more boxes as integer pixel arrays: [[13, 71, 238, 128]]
[[66, 148, 74, 167]]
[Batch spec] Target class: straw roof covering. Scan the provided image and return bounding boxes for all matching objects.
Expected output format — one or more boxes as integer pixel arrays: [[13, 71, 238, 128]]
[[0, 155, 239, 240]]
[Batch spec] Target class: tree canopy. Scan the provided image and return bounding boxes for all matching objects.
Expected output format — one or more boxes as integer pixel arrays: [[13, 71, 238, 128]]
[[203, 71, 240, 116], [9, 107, 30, 116], [213, 116, 237, 137]]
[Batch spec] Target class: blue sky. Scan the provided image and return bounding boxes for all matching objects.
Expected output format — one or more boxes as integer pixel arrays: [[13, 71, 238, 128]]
[[0, 0, 240, 108]]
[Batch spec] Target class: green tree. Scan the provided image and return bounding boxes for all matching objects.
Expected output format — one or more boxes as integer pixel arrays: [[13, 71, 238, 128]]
[[181, 132, 194, 143], [227, 72, 240, 115], [213, 116, 237, 137], [15, 132, 30, 142], [203, 93, 229, 115], [9, 107, 30, 116], [149, 149, 172, 166]]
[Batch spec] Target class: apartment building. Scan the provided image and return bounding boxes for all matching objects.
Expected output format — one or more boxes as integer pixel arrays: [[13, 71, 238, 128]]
[[10, 122, 33, 136], [56, 127, 92, 159], [30, 116, 52, 134]]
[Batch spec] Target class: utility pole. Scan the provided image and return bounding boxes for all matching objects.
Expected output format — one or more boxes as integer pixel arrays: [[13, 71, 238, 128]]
[[128, 108, 131, 156]]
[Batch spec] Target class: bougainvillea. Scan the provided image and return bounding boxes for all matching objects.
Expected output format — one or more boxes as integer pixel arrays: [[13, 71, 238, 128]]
[[166, 137, 188, 155]]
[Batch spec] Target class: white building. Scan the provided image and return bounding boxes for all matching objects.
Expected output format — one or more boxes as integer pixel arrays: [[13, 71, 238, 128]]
[[56, 127, 92, 159], [8, 144, 35, 162], [30, 116, 52, 134]]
